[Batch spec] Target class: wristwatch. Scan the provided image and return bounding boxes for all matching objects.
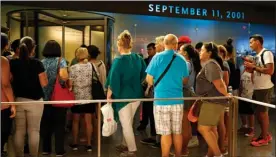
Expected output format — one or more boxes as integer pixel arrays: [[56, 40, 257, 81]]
[[253, 67, 256, 71]]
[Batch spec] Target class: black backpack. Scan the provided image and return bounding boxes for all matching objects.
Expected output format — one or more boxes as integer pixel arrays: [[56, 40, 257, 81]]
[[260, 50, 276, 85]]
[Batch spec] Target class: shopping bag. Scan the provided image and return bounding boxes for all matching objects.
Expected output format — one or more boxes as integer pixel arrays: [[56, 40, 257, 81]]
[[101, 103, 117, 137]]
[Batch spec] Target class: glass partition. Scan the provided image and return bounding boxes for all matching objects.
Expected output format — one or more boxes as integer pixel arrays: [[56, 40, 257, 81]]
[[7, 9, 115, 65]]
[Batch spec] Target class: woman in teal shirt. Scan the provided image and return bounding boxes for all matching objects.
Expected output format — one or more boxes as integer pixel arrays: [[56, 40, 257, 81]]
[[105, 30, 146, 157]]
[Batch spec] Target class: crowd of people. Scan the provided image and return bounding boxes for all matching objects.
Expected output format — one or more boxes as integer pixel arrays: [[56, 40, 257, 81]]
[[1, 29, 275, 157], [1, 33, 106, 157]]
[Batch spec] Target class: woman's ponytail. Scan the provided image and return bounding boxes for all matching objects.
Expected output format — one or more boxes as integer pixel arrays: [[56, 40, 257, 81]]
[[182, 44, 202, 75], [19, 43, 29, 60], [19, 36, 35, 60]]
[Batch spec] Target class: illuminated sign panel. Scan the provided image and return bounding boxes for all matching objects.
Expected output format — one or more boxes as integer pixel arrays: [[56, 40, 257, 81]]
[[2, 1, 274, 25], [148, 4, 245, 21]]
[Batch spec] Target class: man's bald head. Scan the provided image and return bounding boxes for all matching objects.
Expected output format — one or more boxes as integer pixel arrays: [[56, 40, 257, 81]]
[[164, 34, 178, 50]]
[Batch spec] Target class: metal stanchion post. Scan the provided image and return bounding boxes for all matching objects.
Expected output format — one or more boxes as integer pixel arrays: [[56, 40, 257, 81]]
[[228, 98, 238, 157], [97, 103, 101, 157]]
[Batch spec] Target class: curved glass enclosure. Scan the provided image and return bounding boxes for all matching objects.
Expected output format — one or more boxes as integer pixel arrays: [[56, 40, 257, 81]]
[[6, 9, 115, 67]]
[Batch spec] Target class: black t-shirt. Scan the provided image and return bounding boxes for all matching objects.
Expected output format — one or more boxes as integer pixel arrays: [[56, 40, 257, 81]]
[[142, 56, 153, 91], [10, 58, 45, 100], [144, 56, 153, 66], [227, 60, 240, 90]]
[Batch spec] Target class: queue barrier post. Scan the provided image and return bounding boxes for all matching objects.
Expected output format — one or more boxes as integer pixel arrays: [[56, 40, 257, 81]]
[[228, 97, 238, 157], [97, 102, 101, 157]]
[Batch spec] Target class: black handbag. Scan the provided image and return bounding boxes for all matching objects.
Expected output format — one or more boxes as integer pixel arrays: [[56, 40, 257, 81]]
[[91, 63, 106, 100]]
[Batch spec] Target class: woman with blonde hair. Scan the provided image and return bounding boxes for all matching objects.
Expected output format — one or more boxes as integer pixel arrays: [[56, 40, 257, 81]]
[[155, 36, 165, 53], [69, 47, 94, 152], [105, 30, 147, 157]]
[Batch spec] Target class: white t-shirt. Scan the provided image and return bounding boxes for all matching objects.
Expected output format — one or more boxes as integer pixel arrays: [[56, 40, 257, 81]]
[[253, 48, 274, 90], [240, 71, 254, 99]]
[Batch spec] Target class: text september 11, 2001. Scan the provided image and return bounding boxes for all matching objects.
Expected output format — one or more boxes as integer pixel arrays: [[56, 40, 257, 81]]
[[148, 4, 245, 20]]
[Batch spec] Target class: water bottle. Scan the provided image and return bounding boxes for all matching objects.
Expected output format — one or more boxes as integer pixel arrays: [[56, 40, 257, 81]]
[[228, 86, 233, 94]]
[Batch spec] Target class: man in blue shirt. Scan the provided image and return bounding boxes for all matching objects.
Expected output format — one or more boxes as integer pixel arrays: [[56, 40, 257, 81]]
[[146, 34, 189, 157]]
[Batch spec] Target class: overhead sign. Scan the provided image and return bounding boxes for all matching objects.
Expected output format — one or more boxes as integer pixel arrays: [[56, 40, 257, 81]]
[[2, 1, 275, 25], [148, 4, 245, 21]]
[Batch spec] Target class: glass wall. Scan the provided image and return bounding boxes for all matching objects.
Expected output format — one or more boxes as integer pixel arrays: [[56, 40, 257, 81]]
[[91, 28, 104, 61], [106, 18, 114, 71], [6, 10, 115, 66], [39, 26, 84, 62], [84, 26, 90, 46], [38, 26, 63, 59], [9, 18, 20, 41], [64, 27, 83, 63]]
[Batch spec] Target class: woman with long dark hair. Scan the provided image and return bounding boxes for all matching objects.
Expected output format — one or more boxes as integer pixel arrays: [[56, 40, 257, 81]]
[[224, 38, 240, 96], [224, 38, 235, 64], [196, 42, 229, 157], [87, 45, 106, 91], [178, 44, 201, 156], [10, 36, 48, 157]]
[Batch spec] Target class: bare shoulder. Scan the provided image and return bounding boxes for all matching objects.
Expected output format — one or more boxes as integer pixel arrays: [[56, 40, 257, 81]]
[[1, 56, 10, 78], [1, 56, 9, 66]]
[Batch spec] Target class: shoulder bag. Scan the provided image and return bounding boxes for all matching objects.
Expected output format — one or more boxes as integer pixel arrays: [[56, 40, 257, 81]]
[[51, 57, 75, 108], [188, 59, 221, 122], [91, 63, 106, 100]]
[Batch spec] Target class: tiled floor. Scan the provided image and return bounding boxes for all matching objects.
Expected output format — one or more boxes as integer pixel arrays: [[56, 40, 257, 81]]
[[6, 100, 276, 157]]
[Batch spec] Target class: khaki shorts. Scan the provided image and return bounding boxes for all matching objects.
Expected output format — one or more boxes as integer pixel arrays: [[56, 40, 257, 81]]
[[183, 88, 195, 111], [253, 87, 274, 113], [198, 101, 225, 126], [154, 104, 183, 135]]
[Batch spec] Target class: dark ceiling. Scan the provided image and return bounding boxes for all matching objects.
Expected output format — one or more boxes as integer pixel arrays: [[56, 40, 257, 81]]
[[242, 1, 276, 7], [2, 1, 276, 25], [2, 1, 275, 8]]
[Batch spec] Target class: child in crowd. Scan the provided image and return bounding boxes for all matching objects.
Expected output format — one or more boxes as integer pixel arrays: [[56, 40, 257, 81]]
[[238, 56, 255, 136]]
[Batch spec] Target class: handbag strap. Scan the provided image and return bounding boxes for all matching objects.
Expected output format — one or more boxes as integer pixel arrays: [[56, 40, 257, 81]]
[[91, 63, 100, 81], [98, 60, 103, 68], [154, 53, 177, 87], [55, 57, 62, 80]]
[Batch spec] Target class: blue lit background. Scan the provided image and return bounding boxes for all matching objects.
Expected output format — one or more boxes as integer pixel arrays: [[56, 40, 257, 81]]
[[102, 12, 275, 59]]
